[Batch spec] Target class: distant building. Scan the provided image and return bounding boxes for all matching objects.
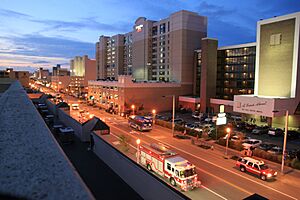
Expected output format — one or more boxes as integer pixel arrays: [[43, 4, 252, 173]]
[[53, 64, 70, 76], [51, 75, 70, 93], [70, 55, 96, 97], [34, 67, 50, 82], [0, 68, 30, 87]]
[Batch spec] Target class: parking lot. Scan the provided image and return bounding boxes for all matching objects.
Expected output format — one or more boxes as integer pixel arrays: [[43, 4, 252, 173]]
[[156, 110, 300, 154]]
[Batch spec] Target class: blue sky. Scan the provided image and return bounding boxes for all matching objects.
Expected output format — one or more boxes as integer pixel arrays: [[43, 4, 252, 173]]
[[0, 0, 299, 72]]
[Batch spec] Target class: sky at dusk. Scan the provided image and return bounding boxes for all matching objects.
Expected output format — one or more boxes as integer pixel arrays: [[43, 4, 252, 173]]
[[0, 0, 300, 72]]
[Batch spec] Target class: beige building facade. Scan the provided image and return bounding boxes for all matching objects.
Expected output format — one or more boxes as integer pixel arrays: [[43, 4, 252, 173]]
[[96, 10, 207, 84], [70, 55, 96, 96]]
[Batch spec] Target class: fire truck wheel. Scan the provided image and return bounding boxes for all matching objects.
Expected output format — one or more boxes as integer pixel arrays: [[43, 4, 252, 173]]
[[260, 175, 266, 181], [240, 166, 246, 172], [170, 178, 176, 186], [147, 164, 152, 171]]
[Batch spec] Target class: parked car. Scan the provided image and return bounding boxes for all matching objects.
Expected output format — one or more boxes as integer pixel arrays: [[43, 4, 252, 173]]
[[268, 128, 284, 137], [173, 118, 185, 125], [192, 111, 202, 119], [236, 157, 277, 181], [267, 146, 283, 155], [242, 139, 262, 150], [286, 149, 300, 160], [287, 130, 300, 140], [252, 126, 269, 135], [245, 123, 257, 132], [185, 123, 197, 129], [235, 121, 246, 130], [230, 135, 251, 143], [258, 143, 277, 151]]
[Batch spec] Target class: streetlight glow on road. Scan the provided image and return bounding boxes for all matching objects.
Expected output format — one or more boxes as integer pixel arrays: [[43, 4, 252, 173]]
[[131, 105, 135, 115]]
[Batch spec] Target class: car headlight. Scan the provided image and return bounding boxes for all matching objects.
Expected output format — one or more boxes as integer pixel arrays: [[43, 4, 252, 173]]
[[267, 173, 272, 178], [274, 172, 278, 175]]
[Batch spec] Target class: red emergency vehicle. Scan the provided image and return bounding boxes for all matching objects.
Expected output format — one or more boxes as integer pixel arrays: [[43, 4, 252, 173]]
[[138, 143, 201, 191], [236, 157, 277, 180]]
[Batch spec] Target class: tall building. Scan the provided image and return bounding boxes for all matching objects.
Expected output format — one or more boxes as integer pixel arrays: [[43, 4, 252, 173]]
[[210, 12, 300, 128], [96, 10, 207, 84], [216, 43, 256, 100], [70, 55, 96, 96]]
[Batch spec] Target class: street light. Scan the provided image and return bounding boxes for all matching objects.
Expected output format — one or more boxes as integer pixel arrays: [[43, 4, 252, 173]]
[[152, 109, 156, 124], [273, 109, 289, 173], [162, 95, 175, 137], [131, 105, 135, 115], [225, 127, 231, 156], [136, 139, 141, 164]]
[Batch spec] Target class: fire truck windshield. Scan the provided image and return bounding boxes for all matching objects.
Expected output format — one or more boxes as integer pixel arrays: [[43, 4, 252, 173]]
[[180, 167, 196, 178]]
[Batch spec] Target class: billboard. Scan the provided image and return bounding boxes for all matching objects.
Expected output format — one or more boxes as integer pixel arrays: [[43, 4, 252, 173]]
[[233, 95, 275, 117]]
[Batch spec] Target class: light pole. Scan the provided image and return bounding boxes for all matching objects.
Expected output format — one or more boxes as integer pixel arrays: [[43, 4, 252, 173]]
[[225, 127, 231, 156], [162, 95, 176, 137], [273, 110, 289, 173], [136, 139, 141, 164], [131, 105, 135, 115], [172, 95, 175, 137]]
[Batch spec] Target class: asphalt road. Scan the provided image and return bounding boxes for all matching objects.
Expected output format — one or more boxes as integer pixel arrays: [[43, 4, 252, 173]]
[[39, 86, 300, 200]]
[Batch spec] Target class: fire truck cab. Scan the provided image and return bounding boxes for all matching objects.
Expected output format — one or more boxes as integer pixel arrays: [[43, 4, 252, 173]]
[[138, 143, 200, 191]]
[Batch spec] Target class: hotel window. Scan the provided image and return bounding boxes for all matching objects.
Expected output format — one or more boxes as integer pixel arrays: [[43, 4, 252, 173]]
[[160, 59, 165, 63], [270, 33, 282, 46], [160, 23, 166, 34], [152, 26, 158, 36]]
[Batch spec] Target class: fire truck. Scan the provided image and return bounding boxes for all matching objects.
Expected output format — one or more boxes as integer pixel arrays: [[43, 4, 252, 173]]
[[138, 143, 201, 191]]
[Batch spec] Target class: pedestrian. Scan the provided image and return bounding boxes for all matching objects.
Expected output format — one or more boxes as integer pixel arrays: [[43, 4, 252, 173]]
[[183, 129, 187, 135], [210, 145, 214, 151], [89, 134, 95, 151], [196, 133, 199, 141]]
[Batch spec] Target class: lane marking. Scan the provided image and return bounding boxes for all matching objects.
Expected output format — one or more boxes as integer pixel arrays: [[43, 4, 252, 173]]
[[109, 132, 229, 200], [110, 124, 298, 200], [201, 185, 228, 200]]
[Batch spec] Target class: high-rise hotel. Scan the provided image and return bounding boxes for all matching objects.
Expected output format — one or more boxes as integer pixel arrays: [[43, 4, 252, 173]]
[[90, 10, 208, 112], [96, 10, 207, 83]]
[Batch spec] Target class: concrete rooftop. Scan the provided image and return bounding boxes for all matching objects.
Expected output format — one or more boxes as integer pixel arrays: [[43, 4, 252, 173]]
[[0, 81, 93, 200]]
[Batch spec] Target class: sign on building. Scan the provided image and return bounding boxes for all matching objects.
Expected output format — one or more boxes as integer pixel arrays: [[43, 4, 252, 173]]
[[233, 95, 275, 117]]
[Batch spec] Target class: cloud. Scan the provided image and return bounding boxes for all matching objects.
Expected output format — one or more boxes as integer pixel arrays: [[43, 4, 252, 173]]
[[196, 1, 235, 18], [33, 60, 51, 64], [3, 34, 94, 58], [34, 17, 132, 34], [0, 34, 94, 71], [0, 8, 31, 19]]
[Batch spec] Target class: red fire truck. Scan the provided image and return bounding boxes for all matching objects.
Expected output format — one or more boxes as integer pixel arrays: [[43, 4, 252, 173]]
[[138, 143, 201, 191]]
